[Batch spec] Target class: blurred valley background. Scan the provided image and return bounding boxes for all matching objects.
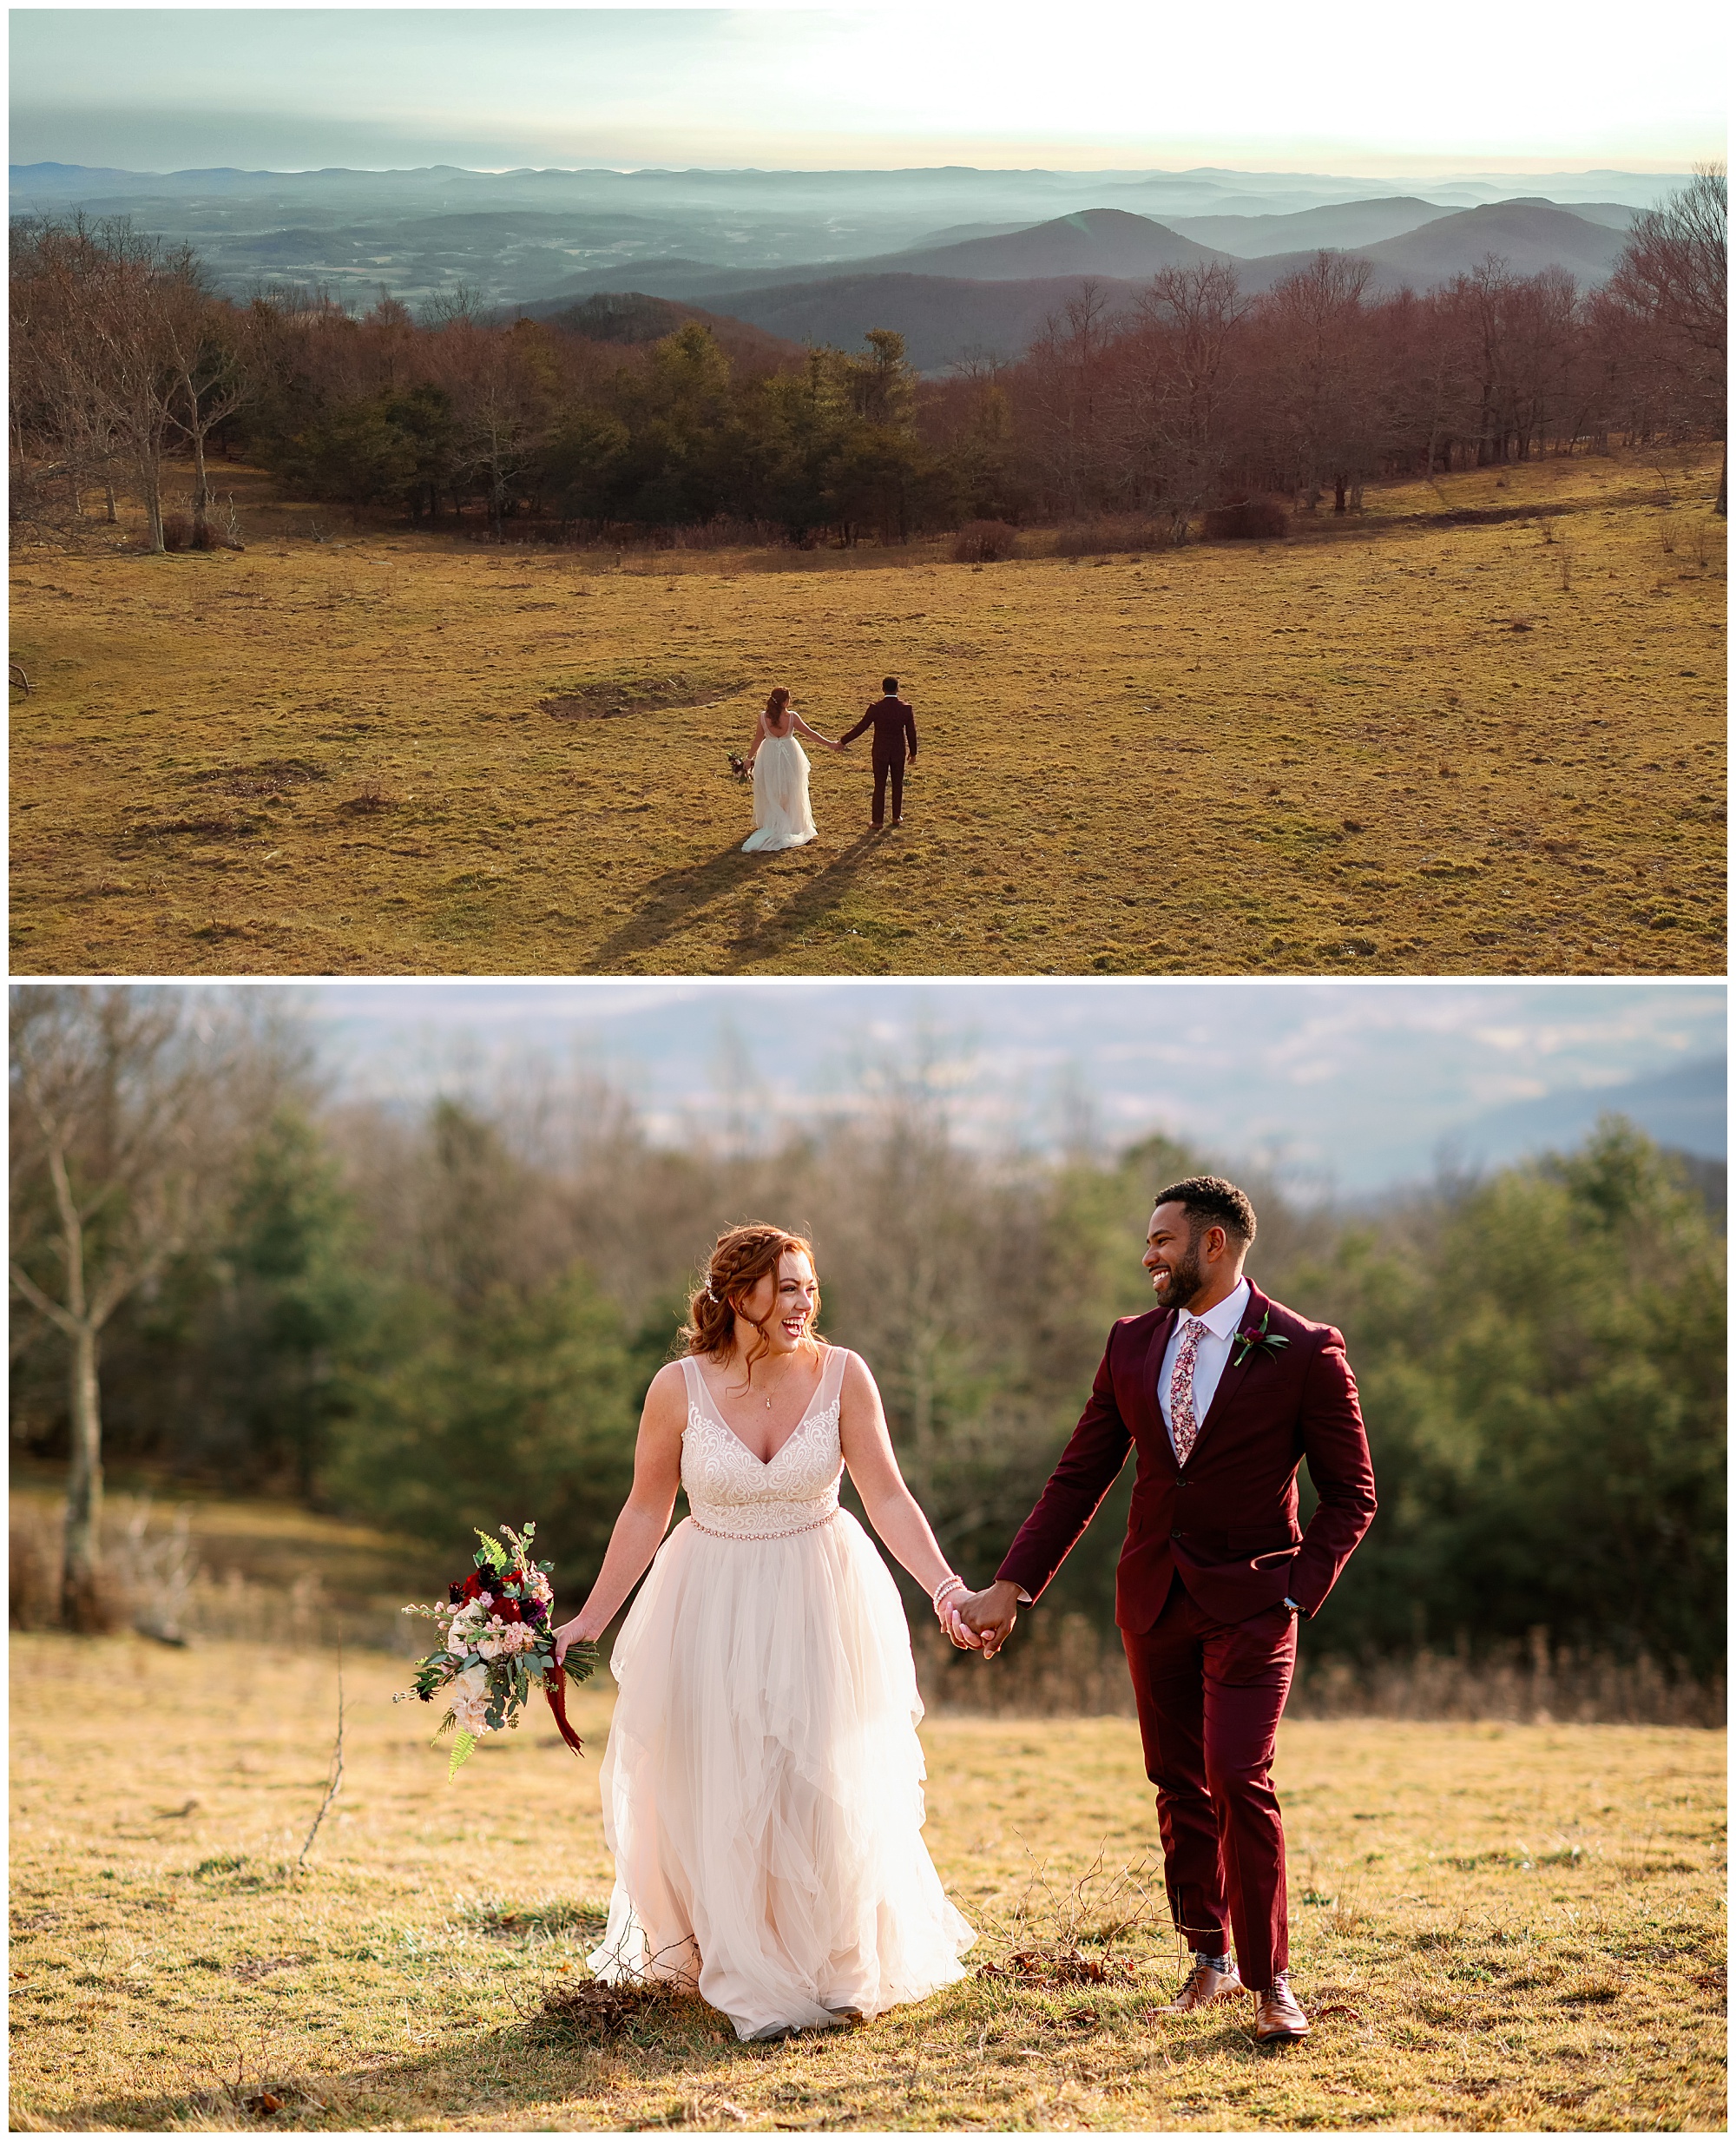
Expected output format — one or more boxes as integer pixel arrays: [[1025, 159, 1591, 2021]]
[[10, 982, 1725, 1723]]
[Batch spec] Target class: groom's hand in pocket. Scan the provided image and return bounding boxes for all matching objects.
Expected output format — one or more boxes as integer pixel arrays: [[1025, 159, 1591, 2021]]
[[954, 1580, 1021, 1659]]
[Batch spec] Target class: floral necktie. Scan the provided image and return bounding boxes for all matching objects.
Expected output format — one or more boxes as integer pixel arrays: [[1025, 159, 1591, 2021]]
[[1169, 1317, 1211, 1466]]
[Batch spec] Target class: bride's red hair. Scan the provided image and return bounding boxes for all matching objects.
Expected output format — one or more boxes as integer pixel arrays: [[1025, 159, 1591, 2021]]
[[765, 687, 792, 719], [681, 1222, 822, 1385]]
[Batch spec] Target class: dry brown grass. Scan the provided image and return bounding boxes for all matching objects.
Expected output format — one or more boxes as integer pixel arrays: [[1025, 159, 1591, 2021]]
[[9, 1629, 1725, 2132], [9, 449, 1724, 977]]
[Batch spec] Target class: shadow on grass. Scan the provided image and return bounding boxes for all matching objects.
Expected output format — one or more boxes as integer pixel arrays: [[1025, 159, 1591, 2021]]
[[592, 829, 884, 971], [590, 842, 758, 967], [726, 830, 885, 965], [45, 2008, 870, 2131]]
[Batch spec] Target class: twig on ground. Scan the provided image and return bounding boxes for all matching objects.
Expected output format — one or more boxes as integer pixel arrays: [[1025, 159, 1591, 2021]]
[[295, 1646, 344, 1871]]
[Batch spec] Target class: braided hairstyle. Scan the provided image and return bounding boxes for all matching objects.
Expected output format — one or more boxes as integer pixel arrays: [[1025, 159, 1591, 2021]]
[[764, 687, 792, 723], [681, 1222, 822, 1388]]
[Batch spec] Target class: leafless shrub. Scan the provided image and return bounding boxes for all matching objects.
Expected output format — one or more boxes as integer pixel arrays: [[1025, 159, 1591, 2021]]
[[1201, 497, 1291, 541], [1658, 514, 1680, 555], [10, 1523, 63, 1629], [111, 1497, 198, 1643], [952, 518, 1020, 563], [339, 779, 397, 815]]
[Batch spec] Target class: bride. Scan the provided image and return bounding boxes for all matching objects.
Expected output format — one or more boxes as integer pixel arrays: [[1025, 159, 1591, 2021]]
[[553, 1223, 978, 2041], [740, 687, 839, 851]]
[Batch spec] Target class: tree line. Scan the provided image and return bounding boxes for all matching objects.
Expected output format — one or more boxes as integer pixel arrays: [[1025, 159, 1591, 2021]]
[[10, 987, 1725, 1683], [10, 170, 1726, 550]]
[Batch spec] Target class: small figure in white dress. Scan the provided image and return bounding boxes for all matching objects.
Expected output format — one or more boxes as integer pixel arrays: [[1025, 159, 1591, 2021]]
[[741, 687, 841, 851], [553, 1222, 981, 2042]]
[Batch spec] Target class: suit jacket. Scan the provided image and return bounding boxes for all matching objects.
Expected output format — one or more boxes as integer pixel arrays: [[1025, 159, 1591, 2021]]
[[841, 696, 918, 761], [996, 1282, 1376, 1630]]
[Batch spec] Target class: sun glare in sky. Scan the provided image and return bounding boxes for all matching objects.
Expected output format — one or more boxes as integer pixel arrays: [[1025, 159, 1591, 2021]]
[[10, 3, 1726, 173]]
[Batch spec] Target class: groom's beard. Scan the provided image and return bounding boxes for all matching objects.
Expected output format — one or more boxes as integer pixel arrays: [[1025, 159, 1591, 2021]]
[[1151, 1246, 1205, 1308]]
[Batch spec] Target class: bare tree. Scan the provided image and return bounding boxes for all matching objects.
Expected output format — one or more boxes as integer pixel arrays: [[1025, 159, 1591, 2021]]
[[1609, 164, 1728, 513], [1265, 251, 1379, 510], [162, 280, 260, 543], [9, 989, 260, 1626], [1124, 260, 1247, 533], [1021, 280, 1121, 520]]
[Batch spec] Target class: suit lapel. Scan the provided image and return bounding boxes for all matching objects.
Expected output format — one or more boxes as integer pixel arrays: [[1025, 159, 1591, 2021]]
[[1189, 1280, 1266, 1457], [1140, 1308, 1180, 1475]]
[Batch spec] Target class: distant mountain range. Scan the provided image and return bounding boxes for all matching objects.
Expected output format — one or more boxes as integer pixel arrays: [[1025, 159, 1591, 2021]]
[[1454, 1055, 1726, 1170], [10, 161, 1662, 370], [549, 201, 1641, 368]]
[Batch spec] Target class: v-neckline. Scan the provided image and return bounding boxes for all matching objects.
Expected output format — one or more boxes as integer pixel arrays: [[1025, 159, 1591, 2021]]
[[693, 1357, 829, 1467]]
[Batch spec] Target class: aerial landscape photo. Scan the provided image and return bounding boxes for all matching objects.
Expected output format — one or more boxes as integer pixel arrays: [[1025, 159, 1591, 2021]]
[[8, 7, 1726, 975]]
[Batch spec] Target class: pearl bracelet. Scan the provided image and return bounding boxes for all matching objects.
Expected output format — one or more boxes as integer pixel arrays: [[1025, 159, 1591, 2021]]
[[931, 1574, 967, 1617]]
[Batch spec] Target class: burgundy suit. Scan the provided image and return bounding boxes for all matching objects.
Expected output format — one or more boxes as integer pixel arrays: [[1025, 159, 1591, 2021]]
[[996, 1282, 1376, 1986]]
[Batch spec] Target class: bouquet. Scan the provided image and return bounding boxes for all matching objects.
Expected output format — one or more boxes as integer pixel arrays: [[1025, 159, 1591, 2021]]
[[397, 1521, 599, 1777], [727, 751, 752, 783]]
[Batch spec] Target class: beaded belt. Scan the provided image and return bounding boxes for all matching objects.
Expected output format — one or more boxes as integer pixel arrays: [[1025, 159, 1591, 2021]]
[[687, 1503, 839, 1543]]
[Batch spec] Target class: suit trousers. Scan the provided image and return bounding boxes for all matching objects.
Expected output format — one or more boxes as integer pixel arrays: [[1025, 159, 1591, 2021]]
[[871, 751, 905, 825], [1121, 1579, 1297, 1989]]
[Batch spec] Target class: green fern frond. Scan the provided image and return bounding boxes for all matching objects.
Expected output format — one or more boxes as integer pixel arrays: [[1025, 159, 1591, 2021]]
[[448, 1729, 477, 1780]]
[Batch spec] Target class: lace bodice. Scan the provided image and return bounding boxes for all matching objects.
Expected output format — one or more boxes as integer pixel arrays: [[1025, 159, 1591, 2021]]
[[680, 1349, 847, 1539]]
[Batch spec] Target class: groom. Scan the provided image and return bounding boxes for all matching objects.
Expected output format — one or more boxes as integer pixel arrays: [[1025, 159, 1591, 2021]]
[[840, 676, 918, 827], [952, 1176, 1376, 2045]]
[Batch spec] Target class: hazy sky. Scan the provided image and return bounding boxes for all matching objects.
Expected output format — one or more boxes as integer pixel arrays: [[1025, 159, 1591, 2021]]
[[285, 978, 1725, 1192], [10, 3, 1727, 174]]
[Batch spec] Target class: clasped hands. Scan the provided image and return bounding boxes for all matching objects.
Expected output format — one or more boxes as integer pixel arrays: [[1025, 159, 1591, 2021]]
[[939, 1578, 1022, 1661]]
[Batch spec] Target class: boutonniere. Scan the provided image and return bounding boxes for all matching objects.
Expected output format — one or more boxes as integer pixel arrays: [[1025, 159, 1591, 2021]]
[[1231, 1308, 1290, 1368]]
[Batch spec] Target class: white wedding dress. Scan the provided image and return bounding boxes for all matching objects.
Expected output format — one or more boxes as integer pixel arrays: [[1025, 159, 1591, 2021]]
[[742, 729, 818, 851], [589, 1346, 974, 2039]]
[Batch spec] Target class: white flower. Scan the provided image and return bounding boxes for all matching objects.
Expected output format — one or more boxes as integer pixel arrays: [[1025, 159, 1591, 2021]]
[[450, 1685, 491, 1736]]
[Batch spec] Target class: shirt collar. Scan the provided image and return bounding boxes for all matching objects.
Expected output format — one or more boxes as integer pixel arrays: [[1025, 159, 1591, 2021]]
[[1183, 1276, 1251, 1341]]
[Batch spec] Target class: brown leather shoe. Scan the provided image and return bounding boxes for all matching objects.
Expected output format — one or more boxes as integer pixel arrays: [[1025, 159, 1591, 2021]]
[[1253, 1978, 1310, 2044], [1158, 1960, 1245, 2013]]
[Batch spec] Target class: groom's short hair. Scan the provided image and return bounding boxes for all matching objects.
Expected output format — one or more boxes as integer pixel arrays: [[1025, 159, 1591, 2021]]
[[882, 676, 898, 693], [1154, 1176, 1257, 1247]]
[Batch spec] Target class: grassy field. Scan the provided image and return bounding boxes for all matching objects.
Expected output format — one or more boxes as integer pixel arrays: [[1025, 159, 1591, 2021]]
[[10, 1630, 1725, 2132], [9, 449, 1724, 978]]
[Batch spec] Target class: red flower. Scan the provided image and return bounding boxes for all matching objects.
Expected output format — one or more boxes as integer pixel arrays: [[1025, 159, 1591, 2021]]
[[455, 1571, 487, 1604], [494, 1596, 523, 1624]]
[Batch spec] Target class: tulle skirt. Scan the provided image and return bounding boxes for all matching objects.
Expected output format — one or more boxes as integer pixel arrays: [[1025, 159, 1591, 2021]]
[[589, 1512, 975, 2039], [742, 734, 818, 851]]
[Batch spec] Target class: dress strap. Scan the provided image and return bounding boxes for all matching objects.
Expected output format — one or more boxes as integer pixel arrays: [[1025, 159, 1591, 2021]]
[[678, 1356, 704, 1412], [819, 1345, 850, 1409]]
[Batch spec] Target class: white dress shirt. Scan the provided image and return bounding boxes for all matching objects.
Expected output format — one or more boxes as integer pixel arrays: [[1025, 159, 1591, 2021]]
[[1156, 1276, 1251, 1454], [1004, 1275, 1255, 1608]]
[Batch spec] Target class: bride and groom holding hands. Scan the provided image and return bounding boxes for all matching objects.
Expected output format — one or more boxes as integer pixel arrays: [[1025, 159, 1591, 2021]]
[[554, 1175, 1378, 2047], [740, 678, 918, 851]]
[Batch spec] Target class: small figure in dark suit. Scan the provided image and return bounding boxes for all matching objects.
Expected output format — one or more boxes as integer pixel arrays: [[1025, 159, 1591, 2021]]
[[840, 676, 919, 828]]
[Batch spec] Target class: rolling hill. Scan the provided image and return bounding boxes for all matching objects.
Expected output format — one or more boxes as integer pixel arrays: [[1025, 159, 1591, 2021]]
[[850, 207, 1223, 281], [1356, 199, 1632, 284], [656, 197, 1637, 366], [1167, 195, 1460, 255], [654, 270, 1128, 371]]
